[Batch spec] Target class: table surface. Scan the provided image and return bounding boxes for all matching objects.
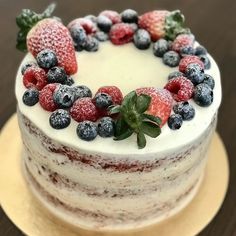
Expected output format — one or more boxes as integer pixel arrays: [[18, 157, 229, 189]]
[[0, 0, 235, 235]]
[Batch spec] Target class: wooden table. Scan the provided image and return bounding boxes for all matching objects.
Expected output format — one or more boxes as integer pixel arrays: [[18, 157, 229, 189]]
[[0, 0, 235, 235]]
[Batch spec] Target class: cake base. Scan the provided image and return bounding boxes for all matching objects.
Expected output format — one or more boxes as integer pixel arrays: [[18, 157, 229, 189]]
[[0, 114, 229, 236]]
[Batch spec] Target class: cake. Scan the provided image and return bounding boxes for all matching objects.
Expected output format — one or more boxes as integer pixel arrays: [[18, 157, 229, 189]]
[[15, 4, 221, 230]]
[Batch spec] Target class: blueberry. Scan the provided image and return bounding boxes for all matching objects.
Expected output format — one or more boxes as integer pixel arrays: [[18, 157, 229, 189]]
[[94, 93, 113, 109], [180, 46, 195, 57], [95, 31, 109, 42], [173, 102, 195, 121], [64, 76, 75, 86], [203, 74, 215, 89], [153, 39, 169, 57], [195, 46, 207, 56], [168, 114, 183, 130], [47, 66, 67, 84], [98, 117, 115, 137], [199, 55, 211, 69], [53, 85, 75, 108], [193, 83, 213, 107], [129, 23, 138, 32], [77, 121, 98, 141], [168, 71, 184, 80], [73, 85, 92, 100], [163, 51, 180, 67], [133, 29, 151, 50], [69, 25, 88, 51], [21, 61, 37, 75], [185, 63, 205, 85], [22, 88, 39, 106], [97, 15, 113, 32], [121, 9, 138, 23], [36, 49, 58, 69], [85, 15, 97, 23], [49, 109, 71, 129], [84, 36, 99, 52]]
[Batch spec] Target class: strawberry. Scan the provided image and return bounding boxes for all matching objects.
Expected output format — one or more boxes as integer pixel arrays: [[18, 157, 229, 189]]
[[16, 3, 77, 75], [172, 34, 195, 52], [99, 10, 121, 24], [179, 55, 204, 73], [67, 18, 97, 35]]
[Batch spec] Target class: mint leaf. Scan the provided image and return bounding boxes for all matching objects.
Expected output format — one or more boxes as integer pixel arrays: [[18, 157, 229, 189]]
[[141, 121, 161, 138], [142, 113, 162, 126], [136, 94, 151, 113], [137, 132, 146, 149]]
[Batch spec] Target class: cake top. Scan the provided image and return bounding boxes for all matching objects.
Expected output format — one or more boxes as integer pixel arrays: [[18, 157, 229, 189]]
[[15, 4, 220, 150]]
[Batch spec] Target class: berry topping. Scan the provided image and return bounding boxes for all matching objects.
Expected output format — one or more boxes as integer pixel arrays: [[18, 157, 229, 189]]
[[70, 98, 98, 122], [98, 117, 115, 137], [21, 61, 37, 75], [69, 24, 87, 51], [173, 101, 195, 120], [99, 10, 121, 24], [129, 23, 138, 32], [109, 23, 134, 45], [199, 55, 211, 70], [179, 55, 204, 73], [49, 109, 71, 129], [84, 36, 99, 52], [23, 67, 47, 90], [96, 86, 123, 105], [136, 87, 173, 126], [36, 49, 58, 69], [163, 51, 180, 67], [97, 15, 113, 33], [95, 31, 109, 42], [168, 71, 184, 80], [73, 85, 92, 100], [77, 121, 98, 141], [180, 46, 195, 57], [164, 76, 194, 102], [203, 74, 215, 89], [85, 15, 97, 23], [47, 66, 67, 84], [185, 63, 205, 85], [168, 114, 183, 130], [153, 39, 169, 57], [22, 88, 39, 106], [39, 83, 58, 111], [53, 85, 75, 108], [195, 45, 207, 56], [133, 29, 151, 50], [121, 9, 138, 23], [193, 83, 213, 107], [94, 93, 113, 109], [64, 76, 74, 86], [172, 34, 195, 52], [68, 18, 97, 35]]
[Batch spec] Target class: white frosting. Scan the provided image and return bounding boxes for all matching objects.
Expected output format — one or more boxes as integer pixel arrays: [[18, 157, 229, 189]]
[[15, 41, 221, 156]]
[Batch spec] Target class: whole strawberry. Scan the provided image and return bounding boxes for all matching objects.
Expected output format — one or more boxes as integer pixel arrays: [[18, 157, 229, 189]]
[[16, 3, 77, 75]]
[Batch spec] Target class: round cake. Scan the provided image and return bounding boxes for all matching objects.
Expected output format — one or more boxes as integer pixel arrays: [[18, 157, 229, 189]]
[[15, 5, 221, 230]]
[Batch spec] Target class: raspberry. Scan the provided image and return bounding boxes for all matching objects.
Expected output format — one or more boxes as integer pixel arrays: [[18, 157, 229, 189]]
[[70, 97, 98, 122], [67, 18, 97, 35], [99, 10, 121, 24], [164, 76, 194, 102], [109, 23, 134, 45], [39, 83, 59, 111], [96, 86, 123, 105], [23, 67, 47, 90], [172, 34, 195, 52], [179, 55, 204, 73]]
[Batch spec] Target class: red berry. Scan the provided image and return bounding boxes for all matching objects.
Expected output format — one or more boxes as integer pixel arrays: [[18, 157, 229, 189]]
[[172, 34, 195, 52], [23, 67, 47, 90], [164, 76, 194, 102], [109, 23, 134, 45], [39, 84, 59, 111], [136, 87, 173, 127], [99, 10, 121, 24], [67, 18, 97, 35], [96, 86, 123, 105], [179, 55, 204, 73], [70, 98, 98, 122]]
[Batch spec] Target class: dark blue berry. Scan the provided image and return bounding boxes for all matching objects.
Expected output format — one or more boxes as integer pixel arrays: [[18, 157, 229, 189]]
[[85, 15, 97, 23], [168, 71, 184, 80], [70, 25, 88, 51], [36, 49, 58, 69], [203, 74, 215, 89], [21, 61, 37, 75], [97, 15, 113, 32], [185, 63, 205, 85], [73, 85, 92, 100], [22, 88, 39, 106], [133, 29, 151, 50], [64, 76, 75, 86], [121, 9, 138, 23], [193, 83, 213, 107], [98, 117, 115, 137], [77, 121, 98, 141], [129, 23, 138, 32], [84, 36, 99, 52], [180, 46, 195, 57], [168, 114, 183, 130], [47, 66, 67, 84], [53, 85, 75, 108], [49, 109, 71, 129], [195, 46, 207, 56], [153, 39, 169, 57], [173, 102, 195, 121], [95, 31, 109, 42], [94, 93, 113, 109], [199, 55, 211, 69], [163, 51, 180, 67]]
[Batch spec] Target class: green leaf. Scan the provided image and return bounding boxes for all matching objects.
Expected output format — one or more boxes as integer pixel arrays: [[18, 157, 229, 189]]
[[114, 118, 129, 137], [136, 94, 151, 113], [122, 91, 137, 110], [114, 129, 133, 140], [42, 3, 57, 18], [137, 132, 146, 149], [140, 121, 161, 138], [109, 105, 121, 115], [142, 114, 162, 126]]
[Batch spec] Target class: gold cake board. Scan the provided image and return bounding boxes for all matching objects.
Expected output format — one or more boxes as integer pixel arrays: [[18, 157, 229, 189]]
[[0, 114, 229, 236]]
